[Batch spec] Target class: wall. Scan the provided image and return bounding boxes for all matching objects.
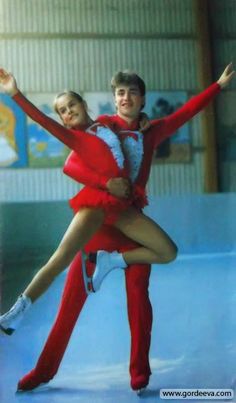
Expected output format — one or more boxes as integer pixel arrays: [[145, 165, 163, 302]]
[[0, 0, 223, 200]]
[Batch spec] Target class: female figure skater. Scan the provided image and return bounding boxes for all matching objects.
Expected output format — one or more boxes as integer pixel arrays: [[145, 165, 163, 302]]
[[0, 64, 234, 336]]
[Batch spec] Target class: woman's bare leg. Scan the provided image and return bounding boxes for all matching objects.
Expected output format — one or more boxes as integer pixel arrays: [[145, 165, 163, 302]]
[[0, 207, 104, 335], [24, 207, 104, 302], [114, 207, 177, 264], [90, 207, 177, 292]]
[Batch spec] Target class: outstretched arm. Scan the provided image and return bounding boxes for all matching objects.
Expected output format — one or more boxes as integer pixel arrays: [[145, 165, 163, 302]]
[[151, 63, 235, 147], [0, 68, 87, 154]]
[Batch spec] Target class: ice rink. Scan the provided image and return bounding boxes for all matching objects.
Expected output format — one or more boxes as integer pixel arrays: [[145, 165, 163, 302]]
[[1, 194, 236, 402]]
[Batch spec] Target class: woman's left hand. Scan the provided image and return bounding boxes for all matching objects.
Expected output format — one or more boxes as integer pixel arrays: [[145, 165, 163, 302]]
[[139, 112, 151, 132]]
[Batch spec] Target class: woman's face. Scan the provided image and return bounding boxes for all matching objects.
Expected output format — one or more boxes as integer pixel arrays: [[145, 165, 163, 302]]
[[56, 94, 89, 128]]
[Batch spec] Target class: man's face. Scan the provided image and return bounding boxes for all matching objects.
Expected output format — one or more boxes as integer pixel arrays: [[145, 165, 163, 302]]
[[114, 85, 145, 121]]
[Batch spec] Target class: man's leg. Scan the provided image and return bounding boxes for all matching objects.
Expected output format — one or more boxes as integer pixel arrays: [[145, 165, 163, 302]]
[[18, 251, 88, 390], [124, 262, 152, 391], [18, 223, 153, 392]]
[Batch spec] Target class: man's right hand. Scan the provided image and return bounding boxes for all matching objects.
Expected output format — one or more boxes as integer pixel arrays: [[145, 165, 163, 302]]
[[217, 63, 235, 88], [106, 177, 132, 198]]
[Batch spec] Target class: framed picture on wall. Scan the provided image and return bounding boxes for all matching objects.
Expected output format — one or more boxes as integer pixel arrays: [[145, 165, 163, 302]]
[[0, 93, 28, 168], [84, 91, 191, 163], [144, 91, 191, 163], [84, 92, 115, 120], [26, 94, 70, 168]]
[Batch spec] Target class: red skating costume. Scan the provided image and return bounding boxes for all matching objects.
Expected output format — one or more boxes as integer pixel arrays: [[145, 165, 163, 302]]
[[13, 91, 147, 224], [15, 82, 221, 391]]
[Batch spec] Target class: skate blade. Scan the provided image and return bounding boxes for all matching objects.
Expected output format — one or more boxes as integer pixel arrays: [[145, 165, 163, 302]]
[[16, 381, 49, 393], [0, 324, 14, 336], [81, 250, 94, 295], [136, 387, 146, 396]]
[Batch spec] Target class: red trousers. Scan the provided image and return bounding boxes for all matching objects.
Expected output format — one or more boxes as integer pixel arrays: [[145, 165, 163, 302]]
[[18, 225, 153, 391]]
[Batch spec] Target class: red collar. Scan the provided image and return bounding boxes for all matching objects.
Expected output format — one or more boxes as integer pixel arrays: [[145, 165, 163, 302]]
[[114, 115, 140, 131]]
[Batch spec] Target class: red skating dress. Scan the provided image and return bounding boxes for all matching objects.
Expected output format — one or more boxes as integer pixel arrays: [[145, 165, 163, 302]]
[[64, 127, 148, 223], [13, 92, 146, 224]]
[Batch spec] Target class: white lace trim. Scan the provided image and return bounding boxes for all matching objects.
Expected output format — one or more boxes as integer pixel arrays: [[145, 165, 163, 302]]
[[121, 131, 144, 183], [86, 123, 124, 169]]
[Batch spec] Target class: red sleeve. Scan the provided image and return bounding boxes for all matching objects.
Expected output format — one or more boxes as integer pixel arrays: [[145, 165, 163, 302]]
[[150, 82, 221, 148], [63, 151, 109, 189], [96, 115, 113, 125], [12, 91, 88, 154]]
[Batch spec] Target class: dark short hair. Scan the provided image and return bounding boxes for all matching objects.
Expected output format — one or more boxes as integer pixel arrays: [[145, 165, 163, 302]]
[[111, 70, 146, 96], [54, 91, 84, 113]]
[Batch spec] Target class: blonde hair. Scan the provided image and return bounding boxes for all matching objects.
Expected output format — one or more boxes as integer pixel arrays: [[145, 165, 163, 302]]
[[53, 91, 84, 114]]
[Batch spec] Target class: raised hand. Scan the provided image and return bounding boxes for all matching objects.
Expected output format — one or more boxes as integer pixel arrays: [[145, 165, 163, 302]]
[[217, 63, 235, 89], [0, 68, 18, 96]]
